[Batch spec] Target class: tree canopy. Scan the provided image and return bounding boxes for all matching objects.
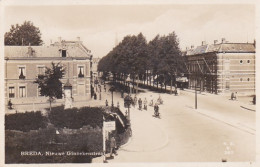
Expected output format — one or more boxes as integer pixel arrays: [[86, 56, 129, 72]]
[[98, 31, 186, 92], [34, 62, 65, 110], [5, 21, 43, 46]]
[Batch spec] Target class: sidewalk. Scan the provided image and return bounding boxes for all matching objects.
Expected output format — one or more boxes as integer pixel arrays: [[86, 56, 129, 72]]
[[92, 88, 169, 163], [179, 90, 256, 135]]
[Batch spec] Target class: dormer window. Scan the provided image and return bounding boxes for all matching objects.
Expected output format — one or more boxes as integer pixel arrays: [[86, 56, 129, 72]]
[[62, 50, 67, 57], [18, 66, 26, 79], [78, 65, 84, 78]]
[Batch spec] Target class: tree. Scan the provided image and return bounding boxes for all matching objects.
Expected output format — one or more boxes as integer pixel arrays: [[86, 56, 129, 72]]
[[5, 21, 43, 46], [34, 62, 65, 111]]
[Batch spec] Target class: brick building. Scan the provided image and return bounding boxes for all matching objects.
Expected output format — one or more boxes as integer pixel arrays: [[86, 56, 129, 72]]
[[184, 39, 255, 95], [5, 38, 93, 107]]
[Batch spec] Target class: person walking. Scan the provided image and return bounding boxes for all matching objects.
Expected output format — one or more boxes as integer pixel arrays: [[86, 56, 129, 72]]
[[143, 98, 147, 110], [110, 136, 117, 157], [154, 103, 159, 117], [133, 95, 137, 108], [138, 98, 142, 110], [105, 99, 108, 106]]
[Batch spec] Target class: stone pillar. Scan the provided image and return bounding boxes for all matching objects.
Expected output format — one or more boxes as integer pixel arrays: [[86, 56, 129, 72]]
[[64, 80, 73, 109]]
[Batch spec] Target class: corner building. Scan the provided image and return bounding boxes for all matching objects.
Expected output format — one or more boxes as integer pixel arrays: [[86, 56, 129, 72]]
[[184, 41, 255, 95], [5, 39, 93, 106]]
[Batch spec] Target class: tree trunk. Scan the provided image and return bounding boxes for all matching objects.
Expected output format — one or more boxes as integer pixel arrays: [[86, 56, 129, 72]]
[[49, 98, 52, 111], [137, 75, 139, 94], [164, 76, 166, 92], [170, 75, 173, 94]]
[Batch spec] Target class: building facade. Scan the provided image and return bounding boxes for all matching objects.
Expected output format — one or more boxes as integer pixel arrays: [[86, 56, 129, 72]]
[[92, 57, 101, 80], [184, 40, 255, 95], [5, 38, 93, 107]]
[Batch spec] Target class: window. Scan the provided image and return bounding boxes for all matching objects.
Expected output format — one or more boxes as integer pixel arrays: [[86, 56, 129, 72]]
[[62, 50, 67, 57], [247, 78, 250, 81], [19, 86, 26, 98], [247, 60, 250, 64], [38, 66, 45, 75], [37, 66, 45, 79], [18, 67, 26, 79], [9, 87, 15, 98], [240, 78, 243, 82], [240, 60, 243, 64], [78, 65, 84, 78]]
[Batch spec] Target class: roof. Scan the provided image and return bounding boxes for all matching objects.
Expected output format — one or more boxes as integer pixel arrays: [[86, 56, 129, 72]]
[[185, 43, 255, 56], [5, 40, 91, 59]]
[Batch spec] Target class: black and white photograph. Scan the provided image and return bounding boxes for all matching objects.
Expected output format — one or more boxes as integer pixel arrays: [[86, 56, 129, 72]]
[[0, 0, 258, 166]]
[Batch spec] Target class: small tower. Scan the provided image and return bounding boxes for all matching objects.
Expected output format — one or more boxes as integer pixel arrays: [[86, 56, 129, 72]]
[[64, 79, 73, 109]]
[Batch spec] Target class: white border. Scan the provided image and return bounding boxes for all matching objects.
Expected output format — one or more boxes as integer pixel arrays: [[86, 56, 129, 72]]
[[0, 0, 259, 167]]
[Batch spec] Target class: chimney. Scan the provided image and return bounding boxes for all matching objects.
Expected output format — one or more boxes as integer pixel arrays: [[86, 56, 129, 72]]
[[191, 45, 194, 49], [214, 40, 218, 44], [254, 39, 256, 47], [50, 39, 52, 44], [221, 38, 226, 43], [202, 41, 206, 46], [28, 46, 33, 57]]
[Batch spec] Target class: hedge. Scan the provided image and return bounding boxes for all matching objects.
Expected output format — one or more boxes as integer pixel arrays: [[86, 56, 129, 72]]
[[49, 106, 104, 129], [5, 111, 46, 132]]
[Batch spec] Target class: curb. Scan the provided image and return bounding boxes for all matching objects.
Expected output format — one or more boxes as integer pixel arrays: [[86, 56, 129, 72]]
[[240, 105, 255, 112]]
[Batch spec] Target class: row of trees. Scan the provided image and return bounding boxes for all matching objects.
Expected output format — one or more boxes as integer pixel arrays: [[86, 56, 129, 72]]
[[98, 32, 187, 93]]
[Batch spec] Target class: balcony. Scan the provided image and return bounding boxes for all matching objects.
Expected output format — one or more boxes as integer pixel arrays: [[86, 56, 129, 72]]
[[19, 74, 25, 80], [9, 93, 15, 98]]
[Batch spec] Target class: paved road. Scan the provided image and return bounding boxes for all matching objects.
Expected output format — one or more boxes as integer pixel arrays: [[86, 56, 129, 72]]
[[93, 84, 255, 163]]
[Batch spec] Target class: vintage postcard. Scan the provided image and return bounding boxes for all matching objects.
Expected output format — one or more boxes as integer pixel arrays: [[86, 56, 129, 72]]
[[0, 0, 259, 167]]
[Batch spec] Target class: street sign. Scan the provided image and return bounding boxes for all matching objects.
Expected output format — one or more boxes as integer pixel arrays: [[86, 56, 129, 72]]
[[104, 121, 115, 131]]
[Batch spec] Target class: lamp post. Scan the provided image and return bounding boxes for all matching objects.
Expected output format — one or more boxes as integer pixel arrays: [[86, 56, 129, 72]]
[[126, 75, 131, 94], [124, 95, 132, 126], [98, 84, 101, 100], [109, 86, 115, 107]]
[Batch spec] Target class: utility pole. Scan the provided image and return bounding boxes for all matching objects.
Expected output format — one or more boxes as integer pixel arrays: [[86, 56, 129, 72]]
[[195, 79, 198, 109], [102, 116, 106, 163]]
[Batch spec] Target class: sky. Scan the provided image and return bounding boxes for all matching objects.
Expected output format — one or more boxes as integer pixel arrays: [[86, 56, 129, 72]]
[[4, 4, 255, 58]]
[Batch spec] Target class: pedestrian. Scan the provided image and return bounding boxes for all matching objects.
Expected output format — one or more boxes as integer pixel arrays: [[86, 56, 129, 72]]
[[154, 103, 159, 116], [104, 84, 106, 92], [105, 99, 108, 106], [110, 135, 117, 157], [149, 99, 154, 107], [121, 90, 124, 98], [138, 98, 142, 110], [94, 93, 97, 100], [231, 92, 237, 100], [8, 99, 13, 109], [143, 98, 147, 110], [133, 95, 137, 108]]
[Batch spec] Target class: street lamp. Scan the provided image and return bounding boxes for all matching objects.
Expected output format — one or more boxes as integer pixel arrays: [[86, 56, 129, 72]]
[[124, 95, 132, 126], [98, 84, 101, 100], [109, 86, 116, 107], [126, 75, 131, 94]]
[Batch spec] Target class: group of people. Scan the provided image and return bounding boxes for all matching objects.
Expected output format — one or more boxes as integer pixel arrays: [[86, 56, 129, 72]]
[[130, 94, 162, 117]]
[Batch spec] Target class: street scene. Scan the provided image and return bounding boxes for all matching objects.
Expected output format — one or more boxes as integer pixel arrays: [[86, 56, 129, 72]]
[[2, 1, 257, 166]]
